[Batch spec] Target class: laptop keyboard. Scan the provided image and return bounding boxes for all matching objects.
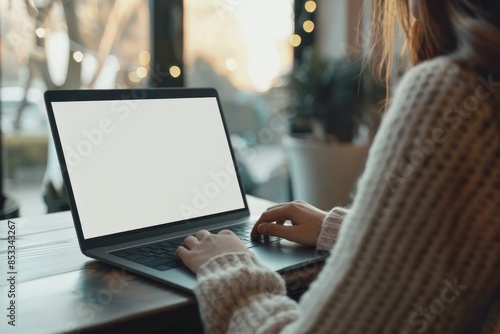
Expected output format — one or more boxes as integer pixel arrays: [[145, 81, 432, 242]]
[[109, 224, 280, 271]]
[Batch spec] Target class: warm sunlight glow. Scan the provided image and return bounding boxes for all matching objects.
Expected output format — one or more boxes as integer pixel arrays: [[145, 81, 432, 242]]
[[184, 0, 294, 92], [169, 65, 181, 78], [303, 20, 314, 33], [290, 34, 302, 47], [73, 51, 84, 63], [305, 1, 316, 13]]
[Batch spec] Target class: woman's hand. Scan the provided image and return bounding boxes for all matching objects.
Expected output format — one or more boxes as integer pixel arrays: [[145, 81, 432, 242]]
[[251, 201, 328, 247], [176, 230, 250, 273]]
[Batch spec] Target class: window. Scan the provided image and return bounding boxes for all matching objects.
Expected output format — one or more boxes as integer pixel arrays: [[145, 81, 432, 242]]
[[1, 0, 150, 216], [0, 0, 296, 217], [184, 0, 294, 201]]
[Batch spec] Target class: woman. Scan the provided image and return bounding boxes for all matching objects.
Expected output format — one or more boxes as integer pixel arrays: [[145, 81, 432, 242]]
[[176, 0, 500, 333]]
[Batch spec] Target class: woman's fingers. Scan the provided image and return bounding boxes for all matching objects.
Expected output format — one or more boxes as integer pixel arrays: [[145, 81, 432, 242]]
[[257, 223, 295, 240], [258, 223, 318, 246], [182, 235, 198, 249], [195, 230, 211, 240], [250, 201, 326, 246], [175, 245, 188, 258], [251, 209, 290, 236], [218, 229, 236, 237], [181, 230, 212, 253]]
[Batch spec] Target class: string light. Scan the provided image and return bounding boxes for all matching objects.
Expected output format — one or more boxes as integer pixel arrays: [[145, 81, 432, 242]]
[[169, 66, 181, 78], [305, 1, 316, 13], [35, 28, 45, 38], [289, 34, 302, 47], [128, 70, 141, 83], [303, 20, 314, 33], [139, 51, 150, 66], [73, 51, 84, 63], [136, 67, 148, 78]]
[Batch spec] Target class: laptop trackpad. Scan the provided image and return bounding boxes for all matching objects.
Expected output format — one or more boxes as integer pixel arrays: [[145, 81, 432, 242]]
[[163, 242, 324, 292]]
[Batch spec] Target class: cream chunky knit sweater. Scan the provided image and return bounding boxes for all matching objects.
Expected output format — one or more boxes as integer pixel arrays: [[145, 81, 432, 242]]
[[194, 57, 500, 334]]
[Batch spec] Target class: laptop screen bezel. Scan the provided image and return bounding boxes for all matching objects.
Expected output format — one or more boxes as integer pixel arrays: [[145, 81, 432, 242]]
[[44, 88, 250, 250]]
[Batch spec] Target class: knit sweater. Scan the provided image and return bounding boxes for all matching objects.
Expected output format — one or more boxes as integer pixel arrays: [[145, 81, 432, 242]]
[[193, 56, 500, 334]]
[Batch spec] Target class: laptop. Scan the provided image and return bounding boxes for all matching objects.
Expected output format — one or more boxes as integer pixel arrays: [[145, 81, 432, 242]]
[[43, 87, 327, 292]]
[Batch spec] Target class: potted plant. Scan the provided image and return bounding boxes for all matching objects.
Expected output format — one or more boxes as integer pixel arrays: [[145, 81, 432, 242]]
[[282, 46, 385, 209]]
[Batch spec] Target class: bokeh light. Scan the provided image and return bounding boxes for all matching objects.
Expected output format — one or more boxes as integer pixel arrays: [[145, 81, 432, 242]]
[[303, 20, 314, 33], [35, 28, 45, 38], [169, 65, 181, 78], [225, 58, 238, 71], [128, 70, 141, 83], [73, 51, 84, 63], [305, 1, 316, 13], [136, 67, 148, 78], [139, 50, 150, 66], [289, 34, 302, 47]]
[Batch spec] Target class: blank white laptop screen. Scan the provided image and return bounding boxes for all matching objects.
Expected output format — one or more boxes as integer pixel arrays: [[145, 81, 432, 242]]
[[51, 97, 245, 239]]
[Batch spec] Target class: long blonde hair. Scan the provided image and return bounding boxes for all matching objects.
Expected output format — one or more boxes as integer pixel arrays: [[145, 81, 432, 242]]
[[370, 0, 500, 91]]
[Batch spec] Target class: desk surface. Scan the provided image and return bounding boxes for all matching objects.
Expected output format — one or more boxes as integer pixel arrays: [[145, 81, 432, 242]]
[[0, 195, 277, 334]]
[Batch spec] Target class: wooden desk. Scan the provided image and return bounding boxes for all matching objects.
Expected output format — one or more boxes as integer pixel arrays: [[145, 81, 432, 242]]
[[0, 196, 282, 334]]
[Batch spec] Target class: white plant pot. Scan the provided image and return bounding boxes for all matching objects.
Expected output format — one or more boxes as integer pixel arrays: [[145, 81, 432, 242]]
[[282, 135, 370, 210]]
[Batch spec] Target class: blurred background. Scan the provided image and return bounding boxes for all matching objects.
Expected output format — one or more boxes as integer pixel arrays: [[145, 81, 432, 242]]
[[0, 0, 386, 218]]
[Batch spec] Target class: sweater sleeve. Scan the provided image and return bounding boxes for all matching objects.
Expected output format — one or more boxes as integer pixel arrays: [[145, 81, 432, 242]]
[[193, 57, 500, 334], [316, 207, 349, 251], [195, 252, 299, 333]]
